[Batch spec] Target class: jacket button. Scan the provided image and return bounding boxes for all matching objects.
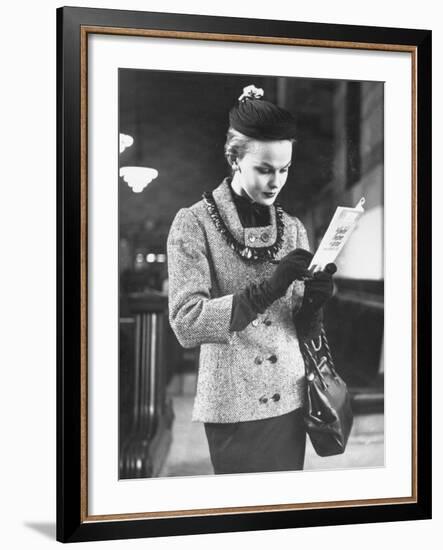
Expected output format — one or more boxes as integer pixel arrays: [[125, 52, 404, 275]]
[[261, 232, 270, 242], [268, 354, 277, 363], [251, 319, 259, 327], [271, 393, 280, 402], [259, 396, 268, 404], [248, 234, 256, 243], [264, 319, 272, 326], [254, 356, 263, 365]]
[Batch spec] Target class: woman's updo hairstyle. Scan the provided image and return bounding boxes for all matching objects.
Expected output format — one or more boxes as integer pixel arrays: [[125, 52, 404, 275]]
[[224, 84, 297, 171]]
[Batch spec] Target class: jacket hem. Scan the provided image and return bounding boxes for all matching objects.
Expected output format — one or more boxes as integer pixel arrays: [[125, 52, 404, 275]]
[[191, 399, 305, 424]]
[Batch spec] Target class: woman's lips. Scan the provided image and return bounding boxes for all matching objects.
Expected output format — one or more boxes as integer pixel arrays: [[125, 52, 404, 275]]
[[263, 191, 277, 198]]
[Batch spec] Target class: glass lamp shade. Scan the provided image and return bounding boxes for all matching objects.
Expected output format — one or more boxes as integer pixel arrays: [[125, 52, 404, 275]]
[[119, 166, 159, 193]]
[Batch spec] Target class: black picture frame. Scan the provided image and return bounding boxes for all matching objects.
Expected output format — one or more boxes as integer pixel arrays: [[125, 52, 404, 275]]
[[57, 6, 432, 543]]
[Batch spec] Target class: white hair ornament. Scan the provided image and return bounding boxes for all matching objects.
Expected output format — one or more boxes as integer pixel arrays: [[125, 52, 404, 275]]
[[238, 84, 264, 102]]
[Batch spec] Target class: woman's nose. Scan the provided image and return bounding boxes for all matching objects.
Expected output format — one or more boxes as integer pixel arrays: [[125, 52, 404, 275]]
[[268, 173, 282, 190]]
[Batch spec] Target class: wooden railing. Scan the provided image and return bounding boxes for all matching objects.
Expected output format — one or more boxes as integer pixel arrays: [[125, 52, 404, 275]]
[[119, 291, 174, 479]]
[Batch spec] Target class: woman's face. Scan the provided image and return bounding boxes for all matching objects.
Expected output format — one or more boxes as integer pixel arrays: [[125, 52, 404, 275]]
[[235, 140, 293, 205]]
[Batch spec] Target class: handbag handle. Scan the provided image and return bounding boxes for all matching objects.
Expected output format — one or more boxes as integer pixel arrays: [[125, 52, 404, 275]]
[[319, 327, 339, 379], [303, 327, 340, 382], [302, 342, 329, 390], [312, 335, 322, 352]]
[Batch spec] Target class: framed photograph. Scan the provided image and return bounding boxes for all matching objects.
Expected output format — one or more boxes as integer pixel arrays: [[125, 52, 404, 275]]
[[57, 6, 432, 543]]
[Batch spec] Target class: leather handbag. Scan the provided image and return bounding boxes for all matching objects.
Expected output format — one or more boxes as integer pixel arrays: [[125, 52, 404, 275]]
[[300, 326, 354, 457]]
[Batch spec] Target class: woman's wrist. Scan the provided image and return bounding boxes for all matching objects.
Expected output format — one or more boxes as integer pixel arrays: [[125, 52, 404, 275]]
[[229, 279, 282, 332], [229, 292, 258, 332]]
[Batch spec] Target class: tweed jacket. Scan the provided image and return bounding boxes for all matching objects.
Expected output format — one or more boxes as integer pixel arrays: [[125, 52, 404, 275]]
[[167, 178, 310, 423]]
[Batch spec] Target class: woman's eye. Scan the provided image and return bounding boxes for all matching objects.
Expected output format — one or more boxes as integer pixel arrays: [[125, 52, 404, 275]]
[[256, 167, 289, 174]]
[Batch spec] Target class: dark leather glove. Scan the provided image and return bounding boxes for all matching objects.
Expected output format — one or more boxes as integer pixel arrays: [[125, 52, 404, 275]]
[[302, 262, 337, 311], [266, 248, 313, 300], [229, 249, 313, 332], [293, 263, 337, 340]]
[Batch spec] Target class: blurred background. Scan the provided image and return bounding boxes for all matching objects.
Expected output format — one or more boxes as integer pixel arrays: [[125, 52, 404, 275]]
[[118, 69, 384, 479]]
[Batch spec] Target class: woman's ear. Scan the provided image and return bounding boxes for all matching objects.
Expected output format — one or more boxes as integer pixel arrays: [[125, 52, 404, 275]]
[[228, 155, 240, 173]]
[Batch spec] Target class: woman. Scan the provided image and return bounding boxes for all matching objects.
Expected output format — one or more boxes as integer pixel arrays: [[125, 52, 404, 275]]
[[167, 84, 335, 475]]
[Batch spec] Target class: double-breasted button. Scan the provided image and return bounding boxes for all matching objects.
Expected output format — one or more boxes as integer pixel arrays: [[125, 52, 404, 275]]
[[261, 232, 270, 242], [268, 354, 277, 364], [251, 319, 259, 327], [264, 319, 272, 326], [271, 393, 281, 402], [254, 356, 263, 365], [259, 395, 268, 404], [248, 234, 256, 243]]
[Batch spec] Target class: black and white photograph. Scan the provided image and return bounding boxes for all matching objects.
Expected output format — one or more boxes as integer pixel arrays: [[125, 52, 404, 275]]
[[53, 5, 431, 543], [118, 69, 384, 479], [0, 0, 436, 546]]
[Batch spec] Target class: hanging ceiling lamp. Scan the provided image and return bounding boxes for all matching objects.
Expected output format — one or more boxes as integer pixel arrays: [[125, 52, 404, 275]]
[[119, 133, 134, 153], [119, 166, 159, 193], [119, 133, 159, 193]]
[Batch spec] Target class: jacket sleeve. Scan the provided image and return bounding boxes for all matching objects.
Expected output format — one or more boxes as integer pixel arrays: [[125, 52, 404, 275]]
[[294, 216, 310, 252], [291, 217, 324, 340], [290, 216, 311, 313], [167, 207, 234, 349]]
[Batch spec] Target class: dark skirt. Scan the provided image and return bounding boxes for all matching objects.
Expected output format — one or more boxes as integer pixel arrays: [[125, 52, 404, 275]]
[[204, 407, 306, 475]]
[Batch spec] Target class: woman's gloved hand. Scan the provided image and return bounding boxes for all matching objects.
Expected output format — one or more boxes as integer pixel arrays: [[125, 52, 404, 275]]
[[302, 263, 337, 311], [267, 248, 313, 300], [293, 263, 337, 340], [230, 249, 315, 332]]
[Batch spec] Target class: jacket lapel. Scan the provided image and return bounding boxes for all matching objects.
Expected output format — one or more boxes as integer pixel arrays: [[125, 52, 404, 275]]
[[211, 178, 278, 248]]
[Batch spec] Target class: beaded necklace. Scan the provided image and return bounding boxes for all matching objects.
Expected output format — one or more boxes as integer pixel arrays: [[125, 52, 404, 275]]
[[202, 190, 285, 262]]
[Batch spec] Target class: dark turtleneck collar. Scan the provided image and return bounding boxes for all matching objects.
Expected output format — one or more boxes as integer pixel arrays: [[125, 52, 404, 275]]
[[228, 179, 271, 228]]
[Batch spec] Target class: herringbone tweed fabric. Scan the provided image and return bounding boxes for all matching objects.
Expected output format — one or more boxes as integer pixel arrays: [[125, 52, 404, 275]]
[[167, 178, 310, 422]]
